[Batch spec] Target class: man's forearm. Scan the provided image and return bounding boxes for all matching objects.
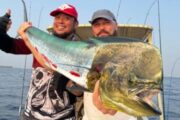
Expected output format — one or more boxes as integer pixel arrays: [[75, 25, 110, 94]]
[[0, 32, 14, 53]]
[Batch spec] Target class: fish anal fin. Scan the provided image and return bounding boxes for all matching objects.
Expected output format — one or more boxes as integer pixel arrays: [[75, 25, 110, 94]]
[[70, 71, 80, 77]]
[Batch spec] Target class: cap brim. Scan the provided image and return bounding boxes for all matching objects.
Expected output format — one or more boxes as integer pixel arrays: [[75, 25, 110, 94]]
[[50, 9, 63, 16], [89, 20, 93, 24], [89, 16, 114, 24], [50, 9, 78, 22]]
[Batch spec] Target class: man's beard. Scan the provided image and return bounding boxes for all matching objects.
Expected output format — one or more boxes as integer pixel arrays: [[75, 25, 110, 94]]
[[97, 29, 117, 37]]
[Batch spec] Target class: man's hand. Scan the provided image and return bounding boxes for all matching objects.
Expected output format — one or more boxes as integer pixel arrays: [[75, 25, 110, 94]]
[[18, 22, 32, 41], [0, 9, 12, 32], [66, 80, 83, 96], [93, 80, 117, 115]]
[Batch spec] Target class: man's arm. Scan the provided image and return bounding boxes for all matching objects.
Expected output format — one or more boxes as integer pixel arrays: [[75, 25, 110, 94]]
[[0, 9, 31, 54], [0, 9, 14, 53], [93, 80, 117, 115]]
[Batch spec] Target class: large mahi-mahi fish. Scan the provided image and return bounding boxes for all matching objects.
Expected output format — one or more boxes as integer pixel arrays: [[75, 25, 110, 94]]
[[24, 26, 163, 117]]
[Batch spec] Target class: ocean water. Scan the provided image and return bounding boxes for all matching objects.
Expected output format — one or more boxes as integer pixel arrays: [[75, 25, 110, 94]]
[[0, 68, 31, 120], [0, 68, 179, 120]]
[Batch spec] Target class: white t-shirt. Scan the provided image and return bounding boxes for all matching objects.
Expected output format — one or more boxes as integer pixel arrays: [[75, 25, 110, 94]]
[[83, 92, 139, 120]]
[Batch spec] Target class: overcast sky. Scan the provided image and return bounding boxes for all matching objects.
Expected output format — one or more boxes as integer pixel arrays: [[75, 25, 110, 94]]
[[0, 0, 180, 77]]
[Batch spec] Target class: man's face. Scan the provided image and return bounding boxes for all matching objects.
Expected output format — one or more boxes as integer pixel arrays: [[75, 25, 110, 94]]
[[53, 13, 78, 38], [92, 18, 118, 37]]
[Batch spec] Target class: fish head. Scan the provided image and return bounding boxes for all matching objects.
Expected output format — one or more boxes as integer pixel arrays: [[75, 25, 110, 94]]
[[88, 42, 163, 117]]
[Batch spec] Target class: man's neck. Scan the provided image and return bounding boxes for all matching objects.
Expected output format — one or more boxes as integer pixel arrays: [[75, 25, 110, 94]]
[[53, 32, 77, 41]]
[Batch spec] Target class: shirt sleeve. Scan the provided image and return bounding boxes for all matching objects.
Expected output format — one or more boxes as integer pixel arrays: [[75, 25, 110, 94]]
[[0, 31, 31, 54]]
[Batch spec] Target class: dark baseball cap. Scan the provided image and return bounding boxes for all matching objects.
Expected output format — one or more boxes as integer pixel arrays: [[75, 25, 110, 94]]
[[89, 9, 116, 24]]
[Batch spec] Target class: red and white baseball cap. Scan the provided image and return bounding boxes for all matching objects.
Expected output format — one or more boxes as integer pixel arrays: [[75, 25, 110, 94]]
[[50, 4, 78, 21]]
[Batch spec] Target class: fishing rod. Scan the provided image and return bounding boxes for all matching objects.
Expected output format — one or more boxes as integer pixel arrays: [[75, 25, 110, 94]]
[[144, 0, 158, 25], [143, 0, 165, 119], [157, 0, 166, 120], [18, 0, 28, 118], [37, 6, 44, 28], [28, 0, 31, 21], [126, 17, 132, 24], [116, 0, 122, 22], [145, 0, 166, 119]]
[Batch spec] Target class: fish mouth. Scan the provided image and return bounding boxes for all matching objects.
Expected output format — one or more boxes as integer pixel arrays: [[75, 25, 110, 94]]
[[99, 84, 162, 117], [136, 89, 162, 114]]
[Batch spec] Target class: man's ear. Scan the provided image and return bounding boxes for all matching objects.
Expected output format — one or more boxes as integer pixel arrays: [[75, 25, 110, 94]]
[[115, 23, 118, 31], [74, 20, 79, 28]]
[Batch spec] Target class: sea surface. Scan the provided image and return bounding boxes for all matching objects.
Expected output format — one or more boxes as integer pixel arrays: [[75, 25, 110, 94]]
[[0, 68, 179, 120]]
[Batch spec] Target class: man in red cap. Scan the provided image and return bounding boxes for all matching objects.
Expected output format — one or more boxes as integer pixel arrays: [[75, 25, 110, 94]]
[[49, 3, 79, 40], [0, 3, 82, 120]]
